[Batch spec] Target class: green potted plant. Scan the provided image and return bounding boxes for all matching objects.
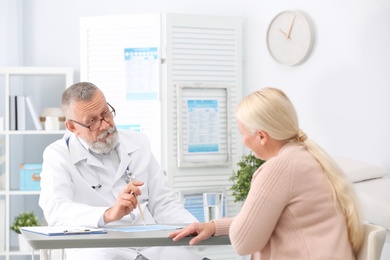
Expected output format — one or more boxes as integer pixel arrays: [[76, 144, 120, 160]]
[[230, 153, 265, 202], [10, 211, 40, 251]]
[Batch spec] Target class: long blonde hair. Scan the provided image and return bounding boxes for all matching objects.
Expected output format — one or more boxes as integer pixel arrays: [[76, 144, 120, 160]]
[[235, 87, 363, 252]]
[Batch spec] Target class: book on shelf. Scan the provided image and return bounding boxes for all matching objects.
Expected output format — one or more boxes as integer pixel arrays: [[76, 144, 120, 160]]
[[9, 96, 16, 130], [25, 96, 43, 130], [16, 95, 26, 130], [9, 95, 43, 130]]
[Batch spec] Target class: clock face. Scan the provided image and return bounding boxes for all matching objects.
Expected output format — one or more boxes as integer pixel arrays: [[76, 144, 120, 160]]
[[267, 11, 314, 66]]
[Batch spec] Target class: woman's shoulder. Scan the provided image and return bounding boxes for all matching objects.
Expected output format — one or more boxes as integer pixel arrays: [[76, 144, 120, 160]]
[[260, 143, 315, 175], [278, 142, 312, 162]]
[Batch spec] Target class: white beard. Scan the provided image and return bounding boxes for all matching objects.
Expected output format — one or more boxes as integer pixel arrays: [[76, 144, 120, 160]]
[[84, 127, 119, 154]]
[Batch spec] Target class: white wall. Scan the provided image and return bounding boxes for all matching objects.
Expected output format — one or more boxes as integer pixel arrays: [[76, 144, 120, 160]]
[[246, 0, 390, 170], [3, 0, 390, 170], [0, 0, 23, 66]]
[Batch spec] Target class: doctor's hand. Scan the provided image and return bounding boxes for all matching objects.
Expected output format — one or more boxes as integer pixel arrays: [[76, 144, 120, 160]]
[[103, 180, 144, 223], [168, 222, 216, 246]]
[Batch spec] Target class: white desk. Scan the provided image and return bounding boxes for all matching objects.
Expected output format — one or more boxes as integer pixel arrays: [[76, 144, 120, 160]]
[[21, 226, 231, 260]]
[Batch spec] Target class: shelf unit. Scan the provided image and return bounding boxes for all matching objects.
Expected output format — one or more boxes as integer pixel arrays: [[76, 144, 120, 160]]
[[0, 67, 73, 260]]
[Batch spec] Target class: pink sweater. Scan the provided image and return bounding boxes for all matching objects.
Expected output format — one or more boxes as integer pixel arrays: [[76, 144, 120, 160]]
[[214, 143, 355, 260]]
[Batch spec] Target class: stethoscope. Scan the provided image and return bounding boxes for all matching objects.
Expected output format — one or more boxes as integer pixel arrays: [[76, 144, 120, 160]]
[[124, 167, 135, 184], [91, 173, 102, 189], [91, 166, 133, 189], [66, 136, 133, 189]]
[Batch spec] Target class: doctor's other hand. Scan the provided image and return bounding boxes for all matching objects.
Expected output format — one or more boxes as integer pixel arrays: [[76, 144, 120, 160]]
[[104, 180, 144, 223], [168, 222, 216, 246]]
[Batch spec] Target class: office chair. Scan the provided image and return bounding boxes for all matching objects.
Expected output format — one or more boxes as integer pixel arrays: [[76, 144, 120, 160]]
[[356, 223, 387, 260]]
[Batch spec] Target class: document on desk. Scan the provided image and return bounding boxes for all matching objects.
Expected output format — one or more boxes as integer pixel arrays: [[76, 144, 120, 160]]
[[106, 224, 183, 233], [21, 226, 107, 236]]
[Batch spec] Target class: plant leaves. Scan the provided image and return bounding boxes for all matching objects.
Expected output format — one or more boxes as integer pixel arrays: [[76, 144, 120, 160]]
[[10, 211, 40, 234], [230, 153, 265, 202]]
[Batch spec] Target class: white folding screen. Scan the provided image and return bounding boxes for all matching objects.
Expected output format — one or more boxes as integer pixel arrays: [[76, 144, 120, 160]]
[[164, 15, 243, 258], [80, 12, 243, 216], [163, 13, 243, 218], [80, 14, 163, 163]]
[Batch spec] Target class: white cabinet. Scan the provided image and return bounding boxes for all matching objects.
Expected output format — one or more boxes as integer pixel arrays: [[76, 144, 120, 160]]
[[0, 67, 73, 260]]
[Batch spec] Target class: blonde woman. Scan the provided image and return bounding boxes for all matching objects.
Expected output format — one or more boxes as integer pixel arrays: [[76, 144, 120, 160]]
[[169, 87, 363, 260]]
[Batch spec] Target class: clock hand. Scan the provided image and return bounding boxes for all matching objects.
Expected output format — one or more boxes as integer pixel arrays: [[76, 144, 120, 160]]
[[287, 15, 296, 39], [279, 28, 288, 38]]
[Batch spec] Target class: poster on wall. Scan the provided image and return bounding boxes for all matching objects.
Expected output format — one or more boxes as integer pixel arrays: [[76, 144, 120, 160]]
[[124, 47, 159, 100], [186, 99, 220, 153], [177, 83, 231, 167]]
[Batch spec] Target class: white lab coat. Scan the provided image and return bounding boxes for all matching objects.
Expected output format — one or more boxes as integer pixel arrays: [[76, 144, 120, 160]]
[[39, 130, 200, 260]]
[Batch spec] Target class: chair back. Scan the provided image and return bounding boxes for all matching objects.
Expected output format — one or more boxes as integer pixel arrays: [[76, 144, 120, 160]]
[[356, 223, 386, 260]]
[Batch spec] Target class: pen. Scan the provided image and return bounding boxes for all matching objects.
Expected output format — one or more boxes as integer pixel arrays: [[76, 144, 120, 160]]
[[134, 193, 146, 226]]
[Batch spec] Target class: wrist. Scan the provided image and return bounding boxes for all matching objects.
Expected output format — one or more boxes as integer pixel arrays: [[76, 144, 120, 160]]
[[103, 208, 114, 224], [210, 220, 217, 236]]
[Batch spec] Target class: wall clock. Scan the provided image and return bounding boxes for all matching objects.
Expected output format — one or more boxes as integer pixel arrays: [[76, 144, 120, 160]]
[[267, 10, 314, 66]]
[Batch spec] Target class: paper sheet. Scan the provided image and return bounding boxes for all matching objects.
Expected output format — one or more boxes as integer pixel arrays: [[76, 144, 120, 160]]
[[106, 225, 183, 232]]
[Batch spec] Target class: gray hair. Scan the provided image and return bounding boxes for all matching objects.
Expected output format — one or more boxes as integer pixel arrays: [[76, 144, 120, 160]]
[[62, 82, 100, 118]]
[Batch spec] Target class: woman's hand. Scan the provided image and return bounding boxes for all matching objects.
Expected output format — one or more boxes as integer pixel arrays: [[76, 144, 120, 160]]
[[168, 222, 216, 245]]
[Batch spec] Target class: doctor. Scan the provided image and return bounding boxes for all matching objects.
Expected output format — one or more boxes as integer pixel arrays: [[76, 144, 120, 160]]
[[39, 82, 202, 260]]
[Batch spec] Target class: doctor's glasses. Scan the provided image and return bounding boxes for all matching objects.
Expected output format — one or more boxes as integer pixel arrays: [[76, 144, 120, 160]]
[[70, 103, 116, 131]]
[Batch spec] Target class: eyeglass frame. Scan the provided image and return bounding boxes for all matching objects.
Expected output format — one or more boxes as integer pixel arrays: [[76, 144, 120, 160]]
[[69, 102, 116, 131]]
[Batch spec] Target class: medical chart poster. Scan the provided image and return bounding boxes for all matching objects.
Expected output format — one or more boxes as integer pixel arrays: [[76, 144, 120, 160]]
[[124, 47, 159, 100], [186, 99, 220, 153]]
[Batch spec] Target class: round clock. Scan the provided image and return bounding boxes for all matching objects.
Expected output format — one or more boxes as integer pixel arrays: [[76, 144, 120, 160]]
[[267, 10, 314, 66]]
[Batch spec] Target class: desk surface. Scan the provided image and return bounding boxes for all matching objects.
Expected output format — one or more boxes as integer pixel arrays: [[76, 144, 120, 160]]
[[21, 226, 231, 250]]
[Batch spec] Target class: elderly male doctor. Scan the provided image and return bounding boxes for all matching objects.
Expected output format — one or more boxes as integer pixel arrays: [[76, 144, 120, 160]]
[[39, 82, 202, 260]]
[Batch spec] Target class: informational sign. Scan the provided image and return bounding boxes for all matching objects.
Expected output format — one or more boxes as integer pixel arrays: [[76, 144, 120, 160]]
[[124, 47, 159, 100], [177, 83, 231, 167], [186, 99, 220, 153]]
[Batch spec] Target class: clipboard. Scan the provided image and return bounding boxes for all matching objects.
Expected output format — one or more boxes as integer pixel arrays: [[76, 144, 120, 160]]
[[21, 226, 107, 236]]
